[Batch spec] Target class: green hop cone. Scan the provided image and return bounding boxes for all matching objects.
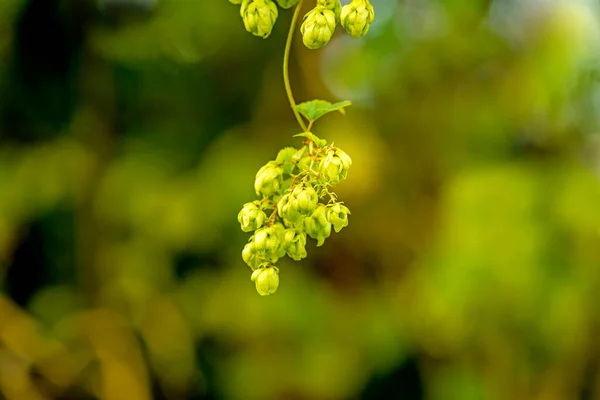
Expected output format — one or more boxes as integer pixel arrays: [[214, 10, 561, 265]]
[[230, 0, 243, 4], [275, 0, 299, 9], [304, 204, 332, 246], [241, 0, 279, 39], [255, 161, 283, 196], [290, 185, 318, 216], [242, 239, 261, 270], [340, 0, 374, 38], [282, 229, 307, 261], [238, 202, 267, 232], [327, 202, 350, 233], [300, 6, 337, 50], [251, 266, 280, 296], [278, 193, 304, 226], [317, 0, 342, 23], [253, 223, 286, 261], [319, 148, 352, 185]]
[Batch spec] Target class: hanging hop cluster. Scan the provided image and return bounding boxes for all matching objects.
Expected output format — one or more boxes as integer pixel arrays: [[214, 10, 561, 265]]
[[238, 133, 351, 295], [229, 0, 375, 48]]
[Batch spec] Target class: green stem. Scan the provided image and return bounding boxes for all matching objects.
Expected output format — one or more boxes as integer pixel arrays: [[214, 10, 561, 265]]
[[283, 0, 308, 132]]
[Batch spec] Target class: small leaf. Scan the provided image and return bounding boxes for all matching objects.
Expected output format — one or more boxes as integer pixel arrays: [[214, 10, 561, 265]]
[[291, 146, 306, 162], [276, 147, 298, 163], [293, 132, 327, 147], [276, 147, 298, 174], [280, 178, 293, 194], [296, 100, 352, 123]]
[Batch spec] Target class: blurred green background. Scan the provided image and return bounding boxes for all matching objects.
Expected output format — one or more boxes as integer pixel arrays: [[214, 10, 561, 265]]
[[1, 0, 600, 399]]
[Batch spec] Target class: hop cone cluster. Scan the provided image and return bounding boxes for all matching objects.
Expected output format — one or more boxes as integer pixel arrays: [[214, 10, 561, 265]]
[[238, 133, 352, 295], [229, 0, 375, 47]]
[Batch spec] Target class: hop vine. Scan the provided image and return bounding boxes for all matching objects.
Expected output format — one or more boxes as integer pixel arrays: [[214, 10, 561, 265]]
[[229, 0, 374, 295]]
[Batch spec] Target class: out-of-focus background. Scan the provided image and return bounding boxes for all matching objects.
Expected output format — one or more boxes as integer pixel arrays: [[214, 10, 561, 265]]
[[1, 0, 600, 399]]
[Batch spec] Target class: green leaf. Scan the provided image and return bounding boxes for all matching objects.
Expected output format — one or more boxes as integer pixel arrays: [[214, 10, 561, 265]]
[[291, 146, 306, 162], [293, 132, 327, 147], [296, 100, 352, 123], [276, 147, 298, 175], [280, 178, 293, 194]]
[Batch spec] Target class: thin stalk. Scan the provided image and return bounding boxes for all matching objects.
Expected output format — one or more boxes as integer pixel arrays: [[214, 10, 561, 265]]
[[283, 0, 308, 132]]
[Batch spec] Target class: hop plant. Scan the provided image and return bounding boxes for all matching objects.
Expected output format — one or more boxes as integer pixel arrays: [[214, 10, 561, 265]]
[[251, 266, 280, 295], [240, 0, 279, 38], [327, 202, 350, 232], [238, 125, 352, 295], [340, 0, 375, 38], [255, 162, 283, 196], [301, 6, 337, 50], [290, 185, 318, 216], [238, 201, 267, 232], [303, 204, 332, 246], [319, 148, 352, 184], [228, 0, 375, 48], [227, 0, 371, 295]]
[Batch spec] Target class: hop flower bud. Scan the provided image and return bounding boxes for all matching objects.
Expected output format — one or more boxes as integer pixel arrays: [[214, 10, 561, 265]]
[[230, 0, 243, 4], [300, 6, 337, 50], [304, 204, 332, 246], [282, 229, 307, 261], [241, 0, 279, 39], [290, 185, 318, 216], [340, 0, 374, 38], [251, 266, 280, 296], [278, 193, 304, 226], [242, 239, 261, 269], [319, 148, 352, 185], [276, 0, 299, 9], [255, 161, 283, 196], [317, 0, 341, 23], [253, 223, 286, 261], [238, 202, 267, 232], [327, 203, 350, 233]]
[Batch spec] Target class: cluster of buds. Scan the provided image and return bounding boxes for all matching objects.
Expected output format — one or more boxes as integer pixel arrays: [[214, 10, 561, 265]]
[[238, 133, 351, 295], [229, 0, 375, 47], [340, 0, 375, 38]]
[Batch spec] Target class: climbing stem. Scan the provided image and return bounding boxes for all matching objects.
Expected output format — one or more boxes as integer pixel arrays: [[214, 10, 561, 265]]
[[283, 0, 308, 132]]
